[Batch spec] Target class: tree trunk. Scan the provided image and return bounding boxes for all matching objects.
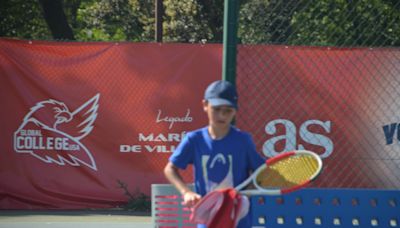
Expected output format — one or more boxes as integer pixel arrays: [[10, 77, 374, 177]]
[[39, 0, 75, 40]]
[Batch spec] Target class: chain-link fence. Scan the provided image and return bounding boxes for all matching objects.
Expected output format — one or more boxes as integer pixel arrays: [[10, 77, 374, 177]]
[[3, 0, 400, 192], [235, 0, 400, 189]]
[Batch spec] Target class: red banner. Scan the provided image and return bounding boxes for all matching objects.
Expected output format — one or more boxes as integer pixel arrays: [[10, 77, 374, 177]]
[[237, 45, 400, 190], [1, 39, 399, 209], [0, 39, 220, 209]]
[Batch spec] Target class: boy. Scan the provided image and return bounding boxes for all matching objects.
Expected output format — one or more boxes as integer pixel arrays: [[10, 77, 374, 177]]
[[164, 80, 265, 227]]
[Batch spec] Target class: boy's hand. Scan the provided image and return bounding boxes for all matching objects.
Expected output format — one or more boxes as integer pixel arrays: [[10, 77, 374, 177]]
[[182, 191, 201, 208]]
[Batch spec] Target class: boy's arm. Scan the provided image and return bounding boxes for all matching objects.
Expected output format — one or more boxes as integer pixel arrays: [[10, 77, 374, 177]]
[[164, 161, 201, 207]]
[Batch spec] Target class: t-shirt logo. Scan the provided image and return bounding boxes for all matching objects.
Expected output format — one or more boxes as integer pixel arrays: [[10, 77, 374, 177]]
[[202, 153, 233, 192]]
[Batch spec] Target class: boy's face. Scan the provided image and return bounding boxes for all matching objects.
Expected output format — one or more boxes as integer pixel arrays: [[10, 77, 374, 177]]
[[203, 100, 236, 128]]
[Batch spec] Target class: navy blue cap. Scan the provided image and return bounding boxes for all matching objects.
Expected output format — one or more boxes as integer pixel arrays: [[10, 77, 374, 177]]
[[204, 80, 238, 109]]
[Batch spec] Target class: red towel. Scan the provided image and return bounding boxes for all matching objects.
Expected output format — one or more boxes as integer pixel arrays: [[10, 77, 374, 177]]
[[190, 188, 249, 228]]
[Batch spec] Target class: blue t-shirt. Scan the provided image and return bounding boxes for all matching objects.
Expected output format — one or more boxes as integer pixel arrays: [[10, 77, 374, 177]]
[[169, 126, 265, 228]]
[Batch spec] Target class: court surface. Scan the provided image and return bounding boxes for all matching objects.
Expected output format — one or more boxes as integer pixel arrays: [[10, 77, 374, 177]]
[[0, 210, 152, 228]]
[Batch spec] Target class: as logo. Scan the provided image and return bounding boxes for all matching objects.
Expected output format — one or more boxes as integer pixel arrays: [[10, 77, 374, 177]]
[[14, 94, 100, 171]]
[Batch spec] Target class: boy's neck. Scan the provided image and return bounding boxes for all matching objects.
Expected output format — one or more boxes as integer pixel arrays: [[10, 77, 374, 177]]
[[208, 125, 230, 140]]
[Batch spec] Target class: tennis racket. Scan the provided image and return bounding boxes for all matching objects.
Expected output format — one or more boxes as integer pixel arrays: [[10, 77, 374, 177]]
[[235, 150, 323, 195]]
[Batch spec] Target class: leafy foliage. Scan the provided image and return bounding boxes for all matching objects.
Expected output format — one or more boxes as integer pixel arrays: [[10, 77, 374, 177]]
[[1, 0, 400, 46], [76, 0, 145, 41], [117, 179, 150, 212], [0, 0, 51, 39], [238, 0, 400, 46], [289, 0, 400, 46], [163, 0, 213, 43], [238, 0, 301, 44]]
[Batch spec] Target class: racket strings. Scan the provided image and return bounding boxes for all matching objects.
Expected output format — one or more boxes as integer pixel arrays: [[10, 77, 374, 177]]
[[256, 155, 319, 188]]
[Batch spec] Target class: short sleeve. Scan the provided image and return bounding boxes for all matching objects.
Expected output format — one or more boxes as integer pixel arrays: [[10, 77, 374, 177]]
[[245, 133, 266, 170], [169, 133, 194, 170]]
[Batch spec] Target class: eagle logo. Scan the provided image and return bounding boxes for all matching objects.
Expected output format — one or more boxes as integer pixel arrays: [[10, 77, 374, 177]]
[[13, 94, 100, 171]]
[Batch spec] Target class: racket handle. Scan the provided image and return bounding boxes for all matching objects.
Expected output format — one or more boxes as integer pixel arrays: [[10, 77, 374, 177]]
[[234, 170, 257, 191]]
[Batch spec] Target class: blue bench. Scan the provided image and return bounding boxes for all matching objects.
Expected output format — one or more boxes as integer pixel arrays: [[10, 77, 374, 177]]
[[251, 188, 399, 228], [152, 184, 399, 228]]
